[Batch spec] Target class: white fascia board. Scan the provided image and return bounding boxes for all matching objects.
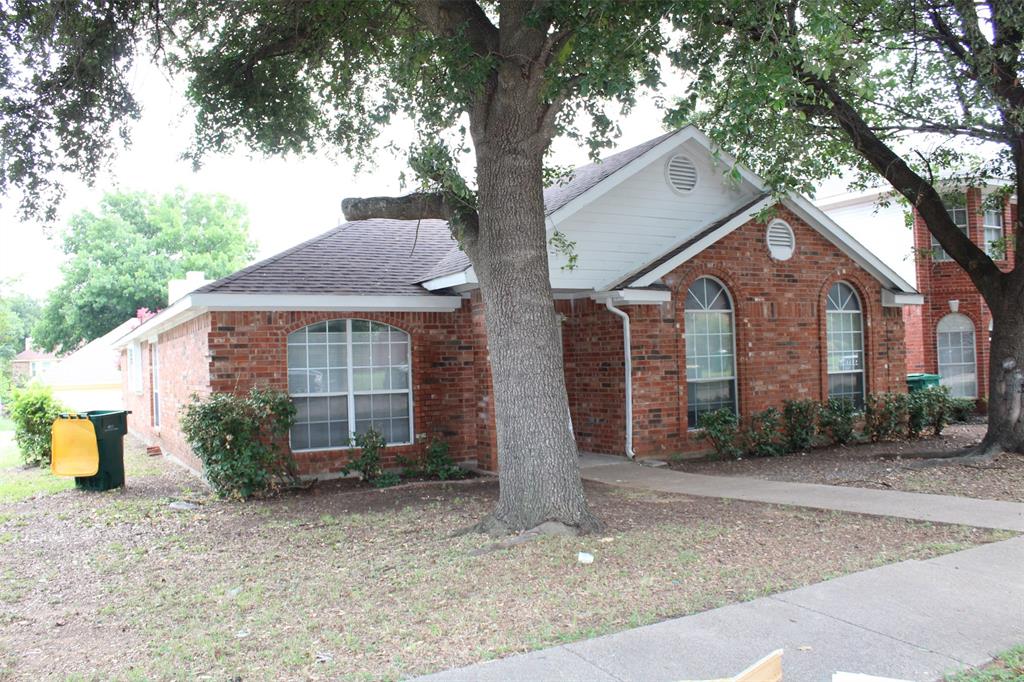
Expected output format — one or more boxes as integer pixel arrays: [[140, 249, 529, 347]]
[[193, 293, 465, 312], [591, 288, 672, 305], [685, 127, 769, 193], [546, 127, 701, 226], [112, 296, 202, 349], [421, 267, 478, 291], [782, 194, 919, 295], [112, 292, 465, 349], [627, 195, 775, 289], [882, 290, 924, 307]]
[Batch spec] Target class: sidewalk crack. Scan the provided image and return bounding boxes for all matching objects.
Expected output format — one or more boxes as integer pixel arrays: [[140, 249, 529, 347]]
[[564, 645, 628, 682]]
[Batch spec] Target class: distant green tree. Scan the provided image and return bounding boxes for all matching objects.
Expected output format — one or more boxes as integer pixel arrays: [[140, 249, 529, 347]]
[[33, 190, 255, 352], [0, 287, 41, 403]]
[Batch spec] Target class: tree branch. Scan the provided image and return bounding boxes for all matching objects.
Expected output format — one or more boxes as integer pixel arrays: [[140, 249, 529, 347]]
[[412, 0, 498, 56], [342, 192, 449, 221]]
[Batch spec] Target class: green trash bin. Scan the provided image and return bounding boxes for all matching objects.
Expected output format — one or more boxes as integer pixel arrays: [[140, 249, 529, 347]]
[[74, 410, 130, 491], [906, 373, 941, 392]]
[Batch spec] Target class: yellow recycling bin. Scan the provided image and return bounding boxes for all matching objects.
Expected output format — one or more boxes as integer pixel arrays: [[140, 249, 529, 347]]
[[51, 416, 100, 477]]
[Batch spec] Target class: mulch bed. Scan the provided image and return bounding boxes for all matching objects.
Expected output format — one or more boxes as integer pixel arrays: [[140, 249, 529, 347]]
[[669, 423, 1024, 503]]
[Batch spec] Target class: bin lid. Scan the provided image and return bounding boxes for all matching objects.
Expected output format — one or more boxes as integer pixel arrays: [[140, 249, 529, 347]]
[[51, 418, 99, 477]]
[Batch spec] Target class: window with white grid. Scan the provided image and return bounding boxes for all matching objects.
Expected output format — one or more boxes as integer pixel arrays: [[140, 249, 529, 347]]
[[684, 277, 737, 429], [984, 203, 1004, 258], [826, 282, 865, 408], [287, 319, 412, 451], [932, 205, 968, 261], [937, 314, 977, 398]]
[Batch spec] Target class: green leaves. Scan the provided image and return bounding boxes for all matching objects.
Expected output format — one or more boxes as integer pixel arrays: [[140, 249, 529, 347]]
[[32, 189, 255, 352]]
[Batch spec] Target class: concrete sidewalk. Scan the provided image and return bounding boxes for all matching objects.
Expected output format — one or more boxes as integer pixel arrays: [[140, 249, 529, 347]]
[[416, 536, 1024, 681], [578, 456, 1024, 532]]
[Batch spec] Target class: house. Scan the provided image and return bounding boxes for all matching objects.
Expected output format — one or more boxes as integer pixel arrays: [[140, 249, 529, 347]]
[[37, 318, 140, 411], [818, 184, 1017, 404], [114, 126, 920, 476], [11, 338, 56, 382]]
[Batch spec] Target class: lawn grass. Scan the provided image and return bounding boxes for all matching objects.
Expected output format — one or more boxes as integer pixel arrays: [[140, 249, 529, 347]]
[[0, 430, 73, 503], [0, 442, 1011, 682], [948, 645, 1024, 681]]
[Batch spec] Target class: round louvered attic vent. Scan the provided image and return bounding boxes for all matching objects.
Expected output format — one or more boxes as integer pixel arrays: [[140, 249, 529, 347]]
[[665, 154, 698, 194], [766, 219, 796, 260]]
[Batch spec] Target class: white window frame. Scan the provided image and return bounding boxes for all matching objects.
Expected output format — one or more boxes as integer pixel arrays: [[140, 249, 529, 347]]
[[684, 276, 738, 430], [128, 343, 143, 394], [932, 205, 968, 261], [287, 319, 414, 452], [983, 203, 1004, 258], [150, 342, 160, 428], [937, 313, 978, 399], [825, 282, 866, 408]]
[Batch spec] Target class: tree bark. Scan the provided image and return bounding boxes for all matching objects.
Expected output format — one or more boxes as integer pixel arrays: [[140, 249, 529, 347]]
[[464, 137, 601, 535], [980, 298, 1024, 456]]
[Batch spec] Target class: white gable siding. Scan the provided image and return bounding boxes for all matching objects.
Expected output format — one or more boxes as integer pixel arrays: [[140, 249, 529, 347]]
[[548, 139, 758, 290], [820, 199, 917, 288]]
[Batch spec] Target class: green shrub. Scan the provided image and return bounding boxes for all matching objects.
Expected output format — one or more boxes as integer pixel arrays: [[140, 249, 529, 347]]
[[745, 408, 783, 457], [949, 398, 976, 423], [907, 386, 951, 438], [696, 409, 743, 459], [180, 388, 297, 500], [926, 386, 953, 435], [863, 392, 908, 442], [819, 398, 857, 445], [400, 437, 467, 480], [782, 399, 818, 452], [343, 428, 400, 488], [9, 384, 65, 466]]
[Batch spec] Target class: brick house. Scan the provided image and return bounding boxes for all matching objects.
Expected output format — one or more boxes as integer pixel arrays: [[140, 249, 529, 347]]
[[115, 126, 920, 476], [820, 184, 1017, 405]]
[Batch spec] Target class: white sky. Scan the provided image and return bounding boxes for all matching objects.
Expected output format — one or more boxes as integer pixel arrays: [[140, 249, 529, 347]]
[[0, 61, 673, 300]]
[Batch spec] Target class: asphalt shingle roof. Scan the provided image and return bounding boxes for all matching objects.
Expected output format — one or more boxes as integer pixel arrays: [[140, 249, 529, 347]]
[[197, 219, 456, 296]]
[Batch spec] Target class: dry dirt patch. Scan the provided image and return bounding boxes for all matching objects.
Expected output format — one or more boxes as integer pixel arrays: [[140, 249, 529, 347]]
[[0, 438, 1012, 681], [670, 423, 1024, 503]]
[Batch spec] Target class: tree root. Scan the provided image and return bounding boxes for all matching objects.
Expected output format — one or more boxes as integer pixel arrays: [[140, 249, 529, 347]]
[[454, 511, 604, 540], [836, 479, 893, 488], [905, 441, 1005, 469]]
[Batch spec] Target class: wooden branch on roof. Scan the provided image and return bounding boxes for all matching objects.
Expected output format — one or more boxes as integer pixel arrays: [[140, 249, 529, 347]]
[[342, 192, 450, 221]]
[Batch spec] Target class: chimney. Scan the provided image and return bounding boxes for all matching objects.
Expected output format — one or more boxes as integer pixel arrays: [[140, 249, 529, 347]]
[[168, 271, 213, 304], [24, 336, 32, 352]]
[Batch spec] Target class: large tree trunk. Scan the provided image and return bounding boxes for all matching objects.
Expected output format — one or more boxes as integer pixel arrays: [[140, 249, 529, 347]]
[[980, 296, 1024, 456], [465, 138, 601, 535]]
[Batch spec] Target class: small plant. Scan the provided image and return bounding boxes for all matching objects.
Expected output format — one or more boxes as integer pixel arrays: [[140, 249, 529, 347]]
[[422, 438, 467, 480], [863, 392, 908, 442], [180, 388, 297, 500], [819, 397, 857, 445], [9, 384, 65, 466], [342, 428, 400, 488], [696, 409, 743, 459], [925, 386, 953, 436], [745, 408, 783, 457], [949, 398, 976, 423], [782, 399, 818, 452]]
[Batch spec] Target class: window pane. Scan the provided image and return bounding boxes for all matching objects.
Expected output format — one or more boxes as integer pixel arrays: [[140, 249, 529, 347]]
[[288, 370, 308, 394], [309, 422, 330, 449], [308, 344, 329, 368], [352, 368, 373, 391], [828, 373, 864, 408], [287, 345, 307, 368], [392, 418, 411, 443], [290, 424, 310, 450], [687, 380, 736, 429], [390, 393, 410, 418]]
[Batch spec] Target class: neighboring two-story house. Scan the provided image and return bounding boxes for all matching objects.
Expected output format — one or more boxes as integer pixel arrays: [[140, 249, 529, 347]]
[[819, 184, 1017, 405]]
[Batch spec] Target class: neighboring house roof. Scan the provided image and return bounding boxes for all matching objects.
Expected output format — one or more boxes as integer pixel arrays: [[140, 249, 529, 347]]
[[13, 348, 56, 363], [41, 319, 140, 388], [197, 218, 456, 296]]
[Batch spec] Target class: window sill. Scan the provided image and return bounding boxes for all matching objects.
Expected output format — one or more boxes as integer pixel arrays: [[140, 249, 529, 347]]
[[292, 441, 413, 454]]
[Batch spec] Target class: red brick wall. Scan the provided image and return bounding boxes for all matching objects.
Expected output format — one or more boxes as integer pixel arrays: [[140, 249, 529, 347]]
[[122, 314, 213, 472], [204, 304, 487, 476], [573, 204, 908, 458], [903, 304, 925, 373], [909, 189, 1016, 402]]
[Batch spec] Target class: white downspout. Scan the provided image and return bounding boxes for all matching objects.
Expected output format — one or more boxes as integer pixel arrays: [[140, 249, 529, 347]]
[[604, 298, 636, 459]]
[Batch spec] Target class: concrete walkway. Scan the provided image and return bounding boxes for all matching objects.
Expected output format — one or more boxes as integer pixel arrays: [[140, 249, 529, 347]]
[[578, 455, 1024, 532], [416, 536, 1024, 681]]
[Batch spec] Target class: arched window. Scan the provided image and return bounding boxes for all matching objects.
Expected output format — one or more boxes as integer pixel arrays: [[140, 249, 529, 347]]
[[287, 319, 412, 451], [685, 277, 737, 429], [937, 314, 977, 398], [826, 282, 865, 408]]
